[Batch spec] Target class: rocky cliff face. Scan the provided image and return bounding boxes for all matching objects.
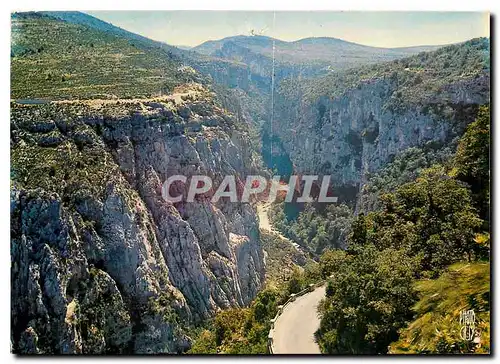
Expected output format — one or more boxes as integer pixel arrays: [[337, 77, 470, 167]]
[[275, 75, 489, 183], [11, 84, 265, 354], [271, 39, 490, 206]]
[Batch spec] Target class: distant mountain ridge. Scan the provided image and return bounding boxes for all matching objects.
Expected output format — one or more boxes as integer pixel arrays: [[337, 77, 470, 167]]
[[194, 34, 442, 54], [192, 34, 445, 69], [40, 11, 446, 72]]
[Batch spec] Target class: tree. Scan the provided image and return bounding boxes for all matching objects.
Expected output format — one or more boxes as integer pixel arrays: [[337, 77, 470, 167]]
[[252, 289, 280, 323], [319, 249, 347, 278], [452, 105, 490, 221], [359, 166, 483, 275], [188, 330, 217, 354], [213, 309, 250, 347], [270, 203, 353, 254], [325, 280, 334, 297], [286, 267, 304, 295], [349, 212, 367, 247], [316, 245, 417, 354]]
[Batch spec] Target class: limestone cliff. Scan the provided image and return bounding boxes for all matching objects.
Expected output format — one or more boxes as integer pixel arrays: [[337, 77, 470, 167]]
[[11, 84, 265, 354]]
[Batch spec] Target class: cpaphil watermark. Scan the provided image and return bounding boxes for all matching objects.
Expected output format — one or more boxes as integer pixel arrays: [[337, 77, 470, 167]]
[[161, 175, 338, 204], [460, 309, 480, 343]]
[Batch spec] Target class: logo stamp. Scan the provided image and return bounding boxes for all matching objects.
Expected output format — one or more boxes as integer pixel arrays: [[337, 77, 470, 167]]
[[459, 309, 476, 342]]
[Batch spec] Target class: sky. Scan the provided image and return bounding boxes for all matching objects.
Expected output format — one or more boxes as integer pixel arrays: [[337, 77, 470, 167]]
[[85, 11, 490, 48]]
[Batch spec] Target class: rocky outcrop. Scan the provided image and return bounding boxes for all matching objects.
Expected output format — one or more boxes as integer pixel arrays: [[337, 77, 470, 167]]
[[11, 184, 189, 354], [10, 84, 265, 354], [100, 87, 265, 316], [277, 77, 487, 180]]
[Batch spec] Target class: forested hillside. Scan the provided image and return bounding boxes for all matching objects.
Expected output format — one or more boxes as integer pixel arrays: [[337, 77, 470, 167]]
[[11, 12, 205, 99], [315, 107, 490, 354]]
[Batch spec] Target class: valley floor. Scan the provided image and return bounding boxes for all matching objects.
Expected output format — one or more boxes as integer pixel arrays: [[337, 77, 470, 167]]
[[257, 202, 301, 250]]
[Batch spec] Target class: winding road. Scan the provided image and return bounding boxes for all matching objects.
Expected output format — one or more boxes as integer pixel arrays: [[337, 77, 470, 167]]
[[271, 285, 326, 354], [257, 201, 325, 353]]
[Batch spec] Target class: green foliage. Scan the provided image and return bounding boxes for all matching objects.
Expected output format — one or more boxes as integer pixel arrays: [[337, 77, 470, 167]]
[[188, 288, 285, 354], [11, 133, 115, 202], [359, 143, 458, 212], [77, 269, 132, 354], [286, 267, 304, 295], [147, 292, 180, 324], [325, 281, 334, 298], [316, 245, 418, 354], [302, 261, 323, 283], [270, 203, 353, 254], [349, 213, 367, 246], [188, 329, 217, 354], [355, 166, 484, 275], [452, 105, 490, 221], [391, 262, 490, 354], [317, 105, 490, 354], [252, 289, 281, 323], [213, 309, 250, 347], [318, 249, 347, 278]]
